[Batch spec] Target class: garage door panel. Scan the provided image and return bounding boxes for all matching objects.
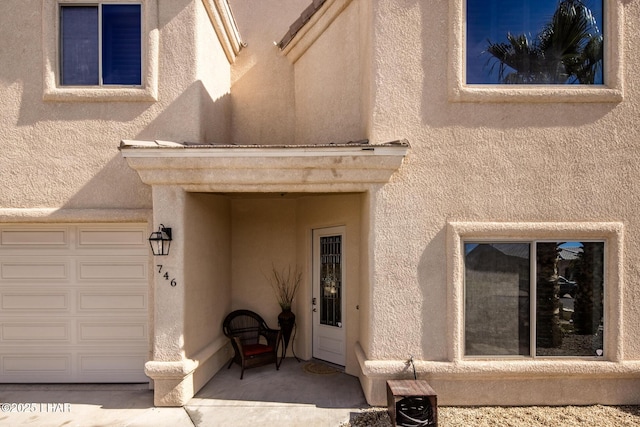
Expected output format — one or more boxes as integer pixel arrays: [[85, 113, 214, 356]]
[[78, 260, 148, 281], [1, 228, 69, 247], [1, 291, 70, 312], [78, 291, 147, 311], [78, 322, 147, 342], [78, 228, 147, 247], [79, 353, 146, 373], [3, 354, 71, 375], [2, 322, 70, 342], [1, 261, 69, 281], [0, 223, 149, 383]]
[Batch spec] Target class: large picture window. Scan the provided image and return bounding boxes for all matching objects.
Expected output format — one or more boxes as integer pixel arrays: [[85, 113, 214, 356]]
[[60, 3, 142, 86], [466, 0, 604, 85], [464, 241, 604, 358]]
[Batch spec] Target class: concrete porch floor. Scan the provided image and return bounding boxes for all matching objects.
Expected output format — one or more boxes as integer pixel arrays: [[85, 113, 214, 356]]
[[0, 359, 369, 427]]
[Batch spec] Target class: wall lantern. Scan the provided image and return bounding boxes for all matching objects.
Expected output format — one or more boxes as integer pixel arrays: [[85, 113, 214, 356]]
[[148, 224, 172, 256]]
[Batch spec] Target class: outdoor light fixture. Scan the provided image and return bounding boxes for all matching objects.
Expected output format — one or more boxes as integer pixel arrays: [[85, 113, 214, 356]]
[[148, 224, 172, 256]]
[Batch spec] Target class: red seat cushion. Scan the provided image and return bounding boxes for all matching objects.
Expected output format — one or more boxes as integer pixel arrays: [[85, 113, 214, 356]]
[[242, 344, 274, 357]]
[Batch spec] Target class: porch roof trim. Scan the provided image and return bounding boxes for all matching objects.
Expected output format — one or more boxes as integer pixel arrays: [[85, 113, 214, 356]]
[[119, 139, 409, 192], [119, 139, 407, 157]]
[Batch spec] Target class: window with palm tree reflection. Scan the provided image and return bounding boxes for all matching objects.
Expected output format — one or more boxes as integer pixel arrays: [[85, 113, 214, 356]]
[[466, 0, 604, 84]]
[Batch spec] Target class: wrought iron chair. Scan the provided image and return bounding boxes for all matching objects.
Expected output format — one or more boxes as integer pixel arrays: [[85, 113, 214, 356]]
[[222, 310, 281, 379]]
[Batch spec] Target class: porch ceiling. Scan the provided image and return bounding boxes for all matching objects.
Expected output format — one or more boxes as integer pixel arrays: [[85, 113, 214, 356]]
[[119, 139, 409, 192]]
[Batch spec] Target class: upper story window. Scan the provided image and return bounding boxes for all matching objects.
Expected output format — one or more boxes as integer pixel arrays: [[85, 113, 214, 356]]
[[60, 4, 142, 86], [43, 1, 157, 101], [464, 241, 604, 358], [467, 0, 603, 85], [450, 0, 622, 102]]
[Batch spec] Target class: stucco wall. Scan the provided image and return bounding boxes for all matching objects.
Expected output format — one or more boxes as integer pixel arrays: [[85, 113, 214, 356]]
[[230, 196, 298, 326], [281, 0, 640, 405], [294, 0, 364, 145], [184, 193, 231, 356], [183, 193, 232, 395], [0, 0, 232, 210], [364, 0, 640, 361], [196, 0, 233, 144], [228, 0, 308, 145]]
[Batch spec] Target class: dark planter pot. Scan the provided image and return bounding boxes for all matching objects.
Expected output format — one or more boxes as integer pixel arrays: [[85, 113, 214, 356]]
[[278, 308, 296, 350]]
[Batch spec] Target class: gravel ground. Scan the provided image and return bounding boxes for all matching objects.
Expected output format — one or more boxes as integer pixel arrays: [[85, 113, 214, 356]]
[[342, 405, 640, 426]]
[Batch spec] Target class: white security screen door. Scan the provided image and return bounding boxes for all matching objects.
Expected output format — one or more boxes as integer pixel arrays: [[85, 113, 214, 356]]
[[312, 226, 346, 366]]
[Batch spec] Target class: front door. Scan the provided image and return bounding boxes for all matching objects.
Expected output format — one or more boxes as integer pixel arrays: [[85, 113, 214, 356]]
[[312, 226, 346, 366]]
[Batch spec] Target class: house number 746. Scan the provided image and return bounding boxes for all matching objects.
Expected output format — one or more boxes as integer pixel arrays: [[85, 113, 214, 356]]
[[157, 265, 177, 287]]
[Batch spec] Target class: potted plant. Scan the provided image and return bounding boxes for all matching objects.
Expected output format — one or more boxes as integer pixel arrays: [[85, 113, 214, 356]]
[[267, 265, 301, 353]]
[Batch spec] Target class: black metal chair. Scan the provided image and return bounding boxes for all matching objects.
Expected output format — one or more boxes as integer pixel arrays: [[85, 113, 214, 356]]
[[222, 310, 281, 379]]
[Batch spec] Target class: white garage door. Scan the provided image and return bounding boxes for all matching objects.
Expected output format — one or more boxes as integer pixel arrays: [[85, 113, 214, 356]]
[[0, 224, 150, 383]]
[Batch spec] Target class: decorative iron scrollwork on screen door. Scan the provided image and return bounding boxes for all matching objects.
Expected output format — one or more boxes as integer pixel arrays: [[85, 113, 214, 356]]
[[320, 235, 342, 327]]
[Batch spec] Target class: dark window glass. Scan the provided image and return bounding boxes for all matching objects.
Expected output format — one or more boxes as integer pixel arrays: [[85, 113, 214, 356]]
[[465, 241, 604, 358], [61, 6, 99, 85], [60, 4, 141, 86], [536, 242, 604, 357], [102, 5, 141, 85], [466, 0, 604, 85], [465, 243, 531, 356], [320, 235, 342, 327]]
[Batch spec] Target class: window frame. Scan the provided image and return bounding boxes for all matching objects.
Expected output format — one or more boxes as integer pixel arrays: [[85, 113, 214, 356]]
[[60, 3, 142, 87], [449, 0, 624, 102], [448, 222, 623, 363], [463, 239, 606, 359], [43, 0, 158, 102]]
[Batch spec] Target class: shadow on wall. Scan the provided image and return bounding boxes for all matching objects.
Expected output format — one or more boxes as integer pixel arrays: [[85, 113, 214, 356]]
[[58, 81, 231, 210], [61, 154, 152, 210], [228, 0, 304, 146], [134, 80, 231, 143], [417, 226, 448, 361], [2, 0, 193, 128]]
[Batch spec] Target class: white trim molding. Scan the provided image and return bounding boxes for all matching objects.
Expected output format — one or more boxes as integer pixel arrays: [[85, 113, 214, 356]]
[[119, 139, 409, 192], [201, 0, 244, 64]]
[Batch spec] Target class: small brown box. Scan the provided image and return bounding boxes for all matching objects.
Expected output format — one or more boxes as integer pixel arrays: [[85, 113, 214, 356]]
[[387, 379, 437, 426]]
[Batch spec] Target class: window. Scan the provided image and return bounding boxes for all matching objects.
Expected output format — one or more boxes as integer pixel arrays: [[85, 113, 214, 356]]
[[466, 0, 603, 85], [60, 4, 141, 86], [449, 0, 622, 102], [464, 241, 604, 358]]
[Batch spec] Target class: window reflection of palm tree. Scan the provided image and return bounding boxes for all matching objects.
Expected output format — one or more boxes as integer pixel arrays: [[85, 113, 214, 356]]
[[484, 0, 603, 84]]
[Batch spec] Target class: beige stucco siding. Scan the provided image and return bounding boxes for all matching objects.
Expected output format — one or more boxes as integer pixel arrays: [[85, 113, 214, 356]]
[[227, 0, 308, 145], [294, 0, 363, 145], [364, 0, 640, 363], [184, 193, 232, 393], [0, 0, 233, 210], [184, 193, 231, 356], [230, 197, 298, 321], [196, 0, 233, 143], [270, 0, 640, 404]]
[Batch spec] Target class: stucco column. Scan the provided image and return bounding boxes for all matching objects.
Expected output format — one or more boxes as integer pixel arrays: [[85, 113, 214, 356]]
[[144, 185, 196, 406]]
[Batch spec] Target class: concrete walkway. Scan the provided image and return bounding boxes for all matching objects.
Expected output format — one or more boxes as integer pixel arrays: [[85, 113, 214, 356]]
[[0, 359, 369, 426]]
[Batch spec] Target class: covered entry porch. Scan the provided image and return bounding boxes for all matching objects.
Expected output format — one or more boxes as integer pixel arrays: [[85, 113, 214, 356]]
[[120, 140, 408, 406]]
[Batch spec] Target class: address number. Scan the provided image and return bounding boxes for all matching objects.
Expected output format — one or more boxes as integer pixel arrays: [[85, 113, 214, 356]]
[[157, 265, 177, 287]]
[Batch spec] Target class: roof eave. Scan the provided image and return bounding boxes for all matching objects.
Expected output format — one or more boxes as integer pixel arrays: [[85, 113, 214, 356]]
[[119, 139, 409, 192], [278, 0, 353, 63], [202, 0, 245, 63]]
